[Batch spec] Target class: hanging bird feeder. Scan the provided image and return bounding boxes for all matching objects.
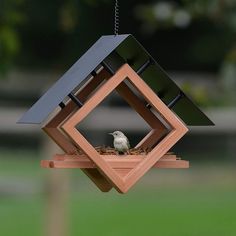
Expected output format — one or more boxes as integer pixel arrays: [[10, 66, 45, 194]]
[[18, 2, 214, 193]]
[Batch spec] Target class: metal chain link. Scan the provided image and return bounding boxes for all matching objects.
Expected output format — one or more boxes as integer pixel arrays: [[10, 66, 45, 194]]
[[114, 0, 119, 35]]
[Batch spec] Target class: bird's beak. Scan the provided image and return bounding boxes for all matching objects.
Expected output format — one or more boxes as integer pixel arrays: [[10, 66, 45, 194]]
[[108, 133, 113, 136]]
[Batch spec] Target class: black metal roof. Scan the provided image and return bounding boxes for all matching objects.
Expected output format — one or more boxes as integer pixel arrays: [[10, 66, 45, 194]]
[[18, 34, 214, 126], [18, 34, 130, 124]]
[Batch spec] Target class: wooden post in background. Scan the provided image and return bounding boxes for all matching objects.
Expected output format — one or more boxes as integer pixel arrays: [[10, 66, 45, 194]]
[[42, 137, 69, 236]]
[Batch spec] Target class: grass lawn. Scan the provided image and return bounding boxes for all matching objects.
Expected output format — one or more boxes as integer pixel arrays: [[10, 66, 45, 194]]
[[0, 150, 236, 236], [69, 185, 236, 236]]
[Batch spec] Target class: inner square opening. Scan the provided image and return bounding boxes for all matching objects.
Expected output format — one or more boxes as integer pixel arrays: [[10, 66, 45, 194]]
[[75, 90, 150, 154], [73, 77, 172, 156]]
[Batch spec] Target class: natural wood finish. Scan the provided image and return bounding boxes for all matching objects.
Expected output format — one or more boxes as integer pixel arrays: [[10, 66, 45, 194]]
[[45, 68, 109, 128], [43, 68, 112, 192], [41, 153, 189, 178], [62, 118, 125, 192], [121, 64, 188, 192], [41, 159, 189, 170], [115, 82, 168, 148], [105, 73, 168, 150], [41, 153, 189, 171], [62, 64, 189, 193], [44, 128, 77, 154], [135, 129, 164, 149]]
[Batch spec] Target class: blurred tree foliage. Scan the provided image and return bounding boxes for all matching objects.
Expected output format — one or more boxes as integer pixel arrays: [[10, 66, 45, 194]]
[[0, 0, 25, 73], [0, 0, 235, 70], [0, 0, 235, 105], [135, 0, 236, 105], [135, 0, 236, 68]]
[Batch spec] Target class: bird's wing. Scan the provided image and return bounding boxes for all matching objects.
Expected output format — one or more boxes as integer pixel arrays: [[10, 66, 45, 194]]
[[125, 136, 130, 149]]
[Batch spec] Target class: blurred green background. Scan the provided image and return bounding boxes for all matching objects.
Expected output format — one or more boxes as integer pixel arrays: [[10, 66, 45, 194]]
[[0, 0, 236, 236]]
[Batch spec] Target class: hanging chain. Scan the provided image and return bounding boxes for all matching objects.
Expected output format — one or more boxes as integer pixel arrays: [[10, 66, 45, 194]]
[[114, 0, 119, 35]]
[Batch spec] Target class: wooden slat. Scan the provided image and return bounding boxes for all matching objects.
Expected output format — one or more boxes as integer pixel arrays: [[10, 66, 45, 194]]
[[45, 69, 109, 128], [41, 153, 189, 170], [135, 129, 164, 149], [77, 69, 110, 101], [44, 128, 77, 154], [41, 159, 189, 169], [43, 68, 113, 192], [115, 81, 168, 149], [115, 81, 166, 130]]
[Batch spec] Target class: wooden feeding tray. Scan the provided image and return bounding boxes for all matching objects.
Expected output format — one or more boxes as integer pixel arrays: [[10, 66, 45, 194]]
[[41, 153, 189, 174], [18, 34, 213, 193], [41, 147, 189, 171]]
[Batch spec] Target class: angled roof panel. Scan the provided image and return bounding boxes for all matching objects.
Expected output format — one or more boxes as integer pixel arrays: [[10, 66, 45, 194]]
[[114, 35, 214, 126], [18, 34, 213, 126], [18, 34, 130, 124]]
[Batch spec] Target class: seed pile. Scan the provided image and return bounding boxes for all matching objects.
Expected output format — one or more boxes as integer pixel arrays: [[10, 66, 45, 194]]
[[76, 146, 152, 155]]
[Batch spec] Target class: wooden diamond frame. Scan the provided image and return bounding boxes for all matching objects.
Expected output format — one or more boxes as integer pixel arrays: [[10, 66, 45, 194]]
[[62, 64, 188, 193]]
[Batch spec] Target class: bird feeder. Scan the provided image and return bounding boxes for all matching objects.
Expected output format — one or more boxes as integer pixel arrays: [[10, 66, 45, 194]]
[[18, 34, 214, 193]]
